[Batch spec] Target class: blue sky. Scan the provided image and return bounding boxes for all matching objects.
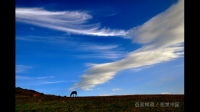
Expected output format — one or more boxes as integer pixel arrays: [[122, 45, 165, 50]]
[[15, 0, 184, 96]]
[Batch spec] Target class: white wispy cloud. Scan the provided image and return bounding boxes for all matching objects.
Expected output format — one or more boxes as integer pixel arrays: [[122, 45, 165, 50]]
[[36, 76, 55, 79], [16, 75, 55, 80], [77, 44, 127, 59], [16, 35, 126, 59], [15, 8, 126, 36], [16, 65, 32, 73], [29, 81, 66, 85], [99, 93, 115, 96], [42, 81, 65, 84], [16, 75, 33, 80], [68, 0, 184, 91], [161, 92, 171, 94], [78, 50, 126, 59], [79, 44, 119, 50], [16, 36, 78, 46], [112, 88, 123, 91], [99, 94, 110, 96]]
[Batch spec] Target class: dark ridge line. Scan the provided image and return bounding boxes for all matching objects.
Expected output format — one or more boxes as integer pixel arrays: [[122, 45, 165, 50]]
[[16, 87, 184, 97]]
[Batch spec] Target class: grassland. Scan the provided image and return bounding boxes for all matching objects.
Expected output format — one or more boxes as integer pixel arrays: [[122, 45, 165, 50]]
[[15, 87, 184, 112]]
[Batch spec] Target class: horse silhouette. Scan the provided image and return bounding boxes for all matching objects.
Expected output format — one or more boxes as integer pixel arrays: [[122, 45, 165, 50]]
[[70, 91, 77, 97]]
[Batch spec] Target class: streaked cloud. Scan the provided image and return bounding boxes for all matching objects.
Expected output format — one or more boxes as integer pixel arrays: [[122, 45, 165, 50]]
[[15, 8, 126, 36], [16, 76, 78, 86], [16, 36, 78, 46], [112, 88, 123, 91], [16, 75, 33, 80], [16, 75, 55, 80], [69, 47, 183, 90], [99, 94, 110, 96], [79, 50, 126, 59], [161, 92, 171, 94], [99, 93, 115, 96], [16, 65, 32, 73], [125, 0, 184, 50], [75, 44, 126, 60], [29, 81, 67, 85], [68, 0, 184, 91], [79, 44, 119, 50], [36, 76, 55, 79], [77, 44, 126, 59], [42, 81, 66, 84], [16, 35, 126, 59]]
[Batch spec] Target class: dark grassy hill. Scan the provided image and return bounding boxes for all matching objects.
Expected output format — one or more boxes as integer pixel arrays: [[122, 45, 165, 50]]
[[15, 87, 184, 111], [15, 87, 45, 97]]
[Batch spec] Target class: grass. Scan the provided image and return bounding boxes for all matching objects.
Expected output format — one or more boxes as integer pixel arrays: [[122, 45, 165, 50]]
[[15, 87, 184, 111], [16, 95, 184, 111]]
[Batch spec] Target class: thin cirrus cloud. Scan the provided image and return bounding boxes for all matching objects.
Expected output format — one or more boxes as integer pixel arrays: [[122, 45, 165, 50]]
[[78, 44, 119, 50], [15, 8, 126, 36], [16, 35, 126, 60], [77, 44, 126, 59], [161, 92, 171, 94], [15, 7, 126, 60], [112, 88, 123, 91], [99, 93, 115, 96], [15, 75, 55, 80], [30, 80, 79, 86], [28, 81, 67, 86], [68, 0, 184, 91], [78, 51, 125, 59], [16, 75, 78, 86], [36, 76, 55, 79], [16, 65, 32, 73], [16, 75, 33, 80]]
